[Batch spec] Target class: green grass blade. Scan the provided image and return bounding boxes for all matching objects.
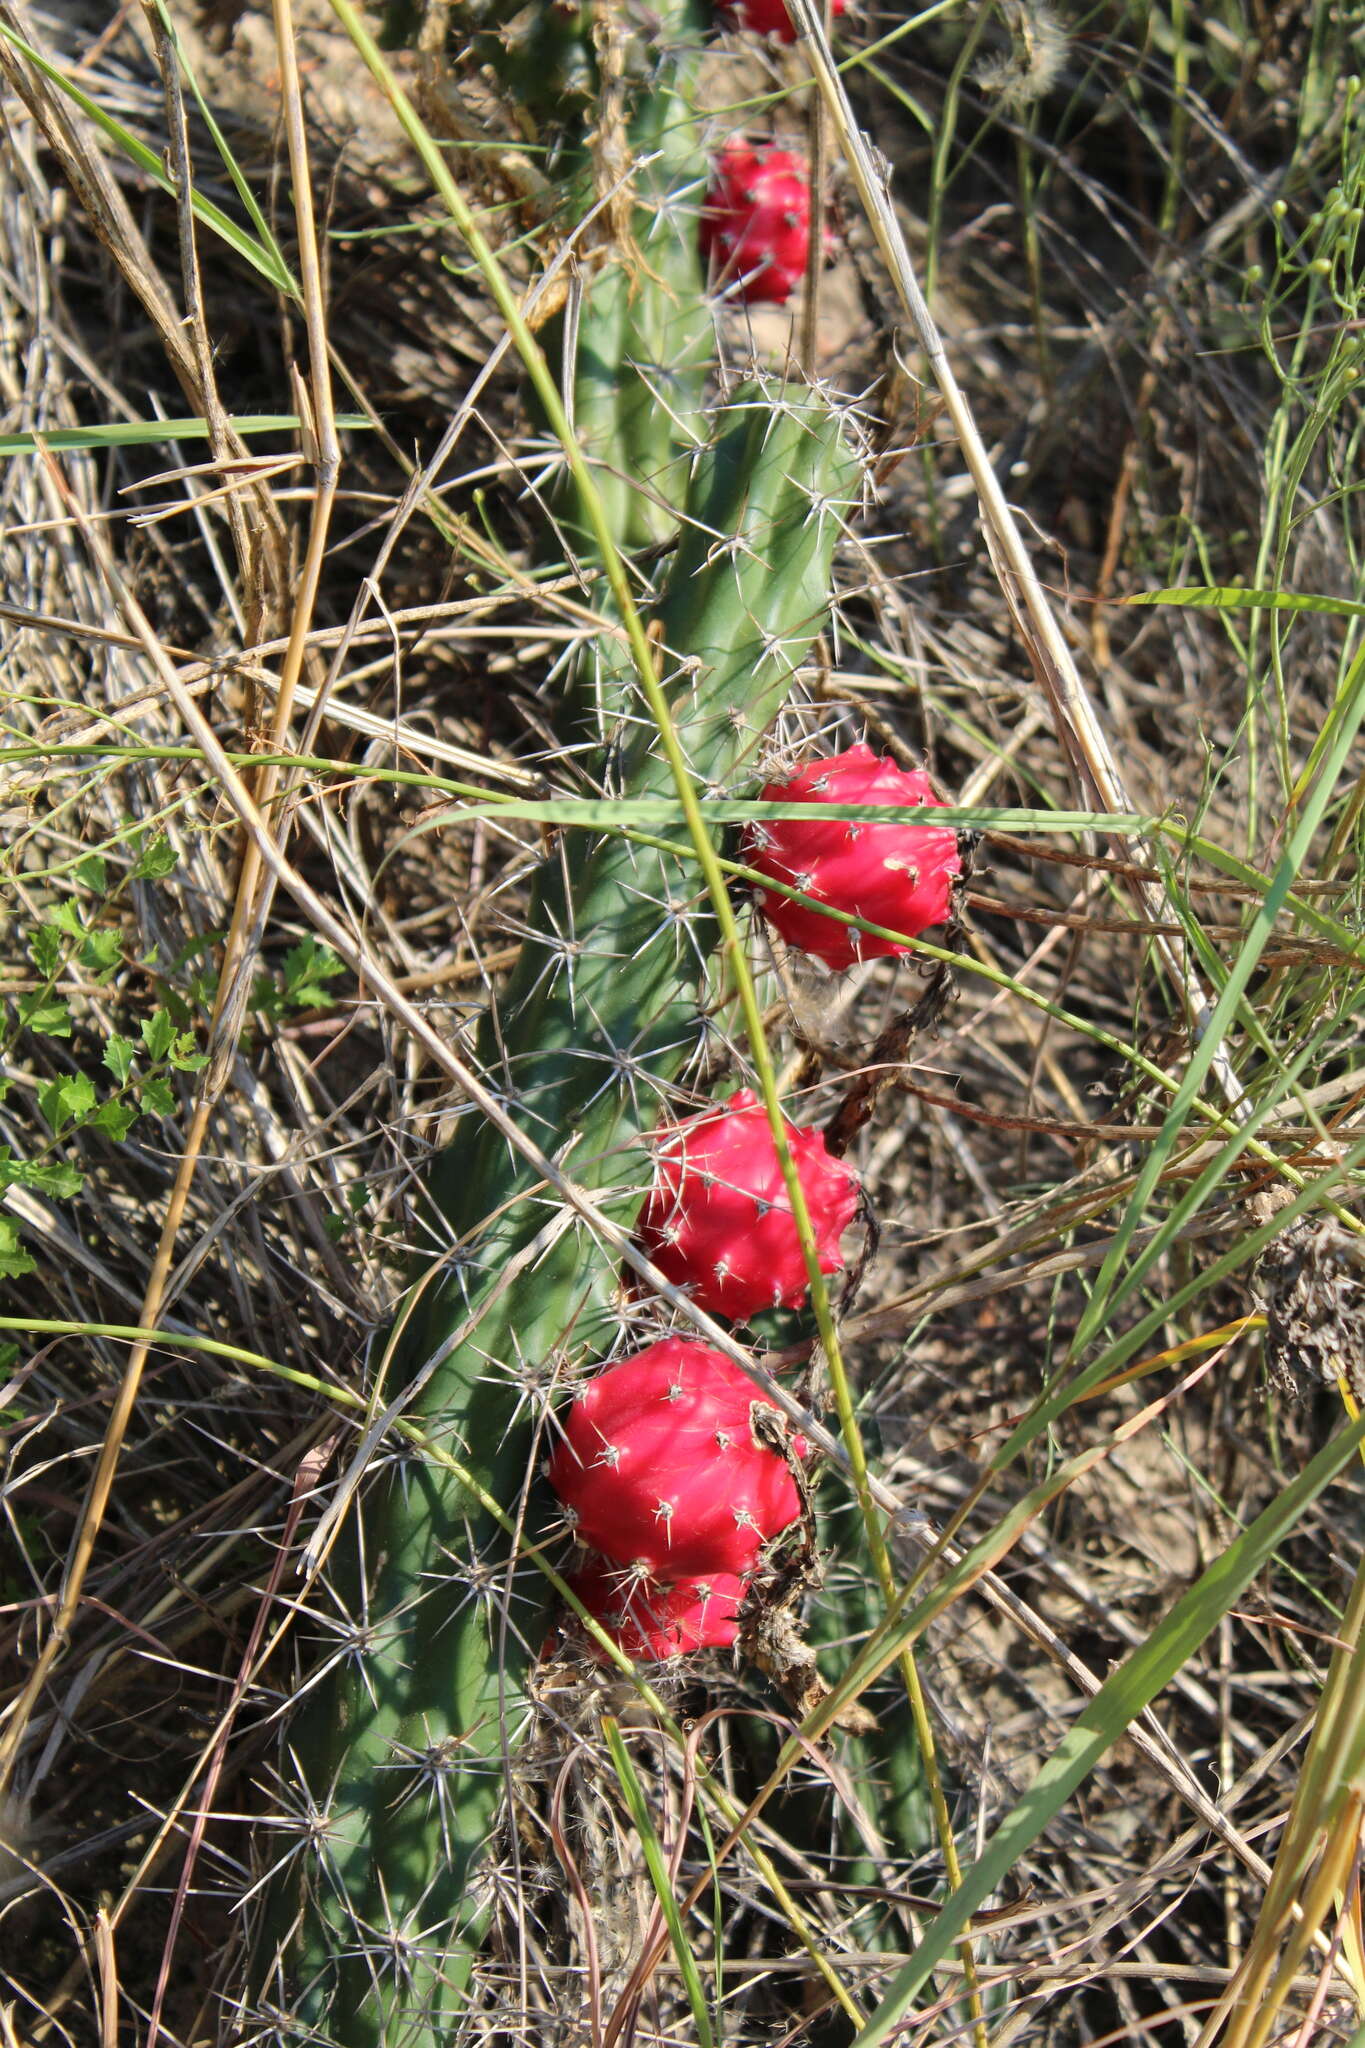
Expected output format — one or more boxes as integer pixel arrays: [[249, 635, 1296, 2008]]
[[0, 416, 366, 456], [1049, 984, 1365, 1352], [145, 0, 291, 276], [0, 17, 297, 294], [1071, 635, 1365, 1357], [850, 1412, 1365, 2048], [995, 1128, 1365, 1469], [1124, 583, 1365, 620], [602, 1717, 716, 2048]]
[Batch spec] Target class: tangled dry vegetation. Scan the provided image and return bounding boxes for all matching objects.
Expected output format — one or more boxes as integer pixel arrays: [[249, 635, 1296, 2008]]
[[2, 0, 1364, 2043]]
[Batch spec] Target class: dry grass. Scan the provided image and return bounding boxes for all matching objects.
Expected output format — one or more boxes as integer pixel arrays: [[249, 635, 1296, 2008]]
[[2, 0, 1363, 2043]]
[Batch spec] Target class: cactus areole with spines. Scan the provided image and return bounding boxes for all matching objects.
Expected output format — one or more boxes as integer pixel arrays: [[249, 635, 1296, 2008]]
[[699, 141, 827, 306], [570, 1557, 745, 1660], [636, 1088, 859, 1318], [548, 1338, 803, 1576], [742, 743, 962, 969]]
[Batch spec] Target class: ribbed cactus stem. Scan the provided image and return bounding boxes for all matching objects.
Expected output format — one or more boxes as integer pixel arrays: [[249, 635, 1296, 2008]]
[[252, 4, 863, 2033], [260, 390, 859, 2045], [554, 24, 712, 554]]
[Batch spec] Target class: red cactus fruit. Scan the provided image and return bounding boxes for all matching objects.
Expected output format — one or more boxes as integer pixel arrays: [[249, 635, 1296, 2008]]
[[724, 0, 846, 41], [547, 1337, 803, 1576], [636, 1088, 859, 1320], [699, 141, 826, 307], [570, 1558, 745, 1661], [741, 743, 962, 971]]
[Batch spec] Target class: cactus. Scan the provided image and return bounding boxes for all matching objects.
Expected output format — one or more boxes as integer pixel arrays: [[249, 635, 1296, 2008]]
[[569, 1557, 746, 1660], [700, 140, 828, 305], [548, 1338, 805, 1575], [250, 0, 866, 2026], [259, 374, 860, 2040], [635, 1087, 860, 1318], [741, 742, 962, 968]]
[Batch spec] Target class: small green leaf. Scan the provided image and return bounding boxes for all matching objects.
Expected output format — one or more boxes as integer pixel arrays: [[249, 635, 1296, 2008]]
[[49, 900, 85, 938], [169, 930, 224, 973], [323, 1211, 349, 1242], [76, 854, 108, 893], [17, 996, 73, 1038], [0, 1157, 84, 1199], [168, 1032, 208, 1072], [0, 1341, 19, 1373], [282, 937, 348, 1010], [103, 1035, 136, 1084], [139, 1073, 176, 1118], [132, 834, 180, 882], [80, 928, 124, 978], [37, 1072, 97, 1134], [0, 1219, 35, 1280], [141, 1009, 177, 1061], [28, 926, 63, 977], [250, 972, 280, 1025], [90, 1099, 138, 1141]]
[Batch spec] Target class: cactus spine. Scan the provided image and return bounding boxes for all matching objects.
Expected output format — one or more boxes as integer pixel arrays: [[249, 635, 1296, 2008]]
[[256, 8, 860, 2038]]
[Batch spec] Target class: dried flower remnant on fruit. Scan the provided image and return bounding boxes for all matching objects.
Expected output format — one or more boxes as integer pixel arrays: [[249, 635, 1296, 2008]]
[[742, 742, 961, 970], [699, 141, 829, 307], [570, 1558, 745, 1661], [636, 1088, 859, 1318], [547, 1337, 803, 1576], [723, 0, 845, 42]]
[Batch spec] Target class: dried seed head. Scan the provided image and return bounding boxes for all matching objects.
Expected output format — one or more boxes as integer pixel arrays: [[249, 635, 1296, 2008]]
[[547, 1337, 803, 1576], [741, 743, 961, 970], [637, 1089, 859, 1320]]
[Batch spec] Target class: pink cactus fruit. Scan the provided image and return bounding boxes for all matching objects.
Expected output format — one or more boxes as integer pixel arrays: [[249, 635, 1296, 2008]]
[[741, 743, 962, 971], [547, 1337, 803, 1576], [699, 141, 828, 307], [570, 1558, 745, 1662], [636, 1089, 859, 1320], [723, 0, 846, 42]]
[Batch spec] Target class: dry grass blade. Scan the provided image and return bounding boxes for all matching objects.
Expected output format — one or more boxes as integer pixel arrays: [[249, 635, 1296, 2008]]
[[0, 0, 290, 624], [0, 0, 335, 1797]]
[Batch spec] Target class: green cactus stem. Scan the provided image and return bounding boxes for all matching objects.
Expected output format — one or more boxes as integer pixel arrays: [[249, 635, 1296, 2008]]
[[258, 387, 860, 2047], [541, 8, 712, 556]]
